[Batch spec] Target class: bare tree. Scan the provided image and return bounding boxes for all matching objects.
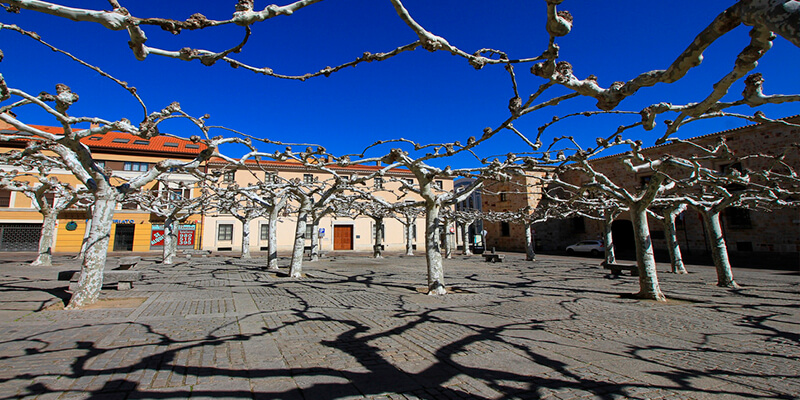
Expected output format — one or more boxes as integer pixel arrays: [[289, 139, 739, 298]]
[[391, 202, 422, 256], [662, 140, 800, 287], [211, 183, 268, 260], [444, 209, 483, 256], [129, 178, 208, 264], [0, 83, 235, 308], [544, 139, 677, 301], [649, 203, 689, 274], [352, 200, 394, 259], [0, 154, 87, 265]]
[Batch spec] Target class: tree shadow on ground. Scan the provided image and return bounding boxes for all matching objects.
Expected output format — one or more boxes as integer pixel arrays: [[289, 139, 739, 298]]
[[3, 256, 797, 399]]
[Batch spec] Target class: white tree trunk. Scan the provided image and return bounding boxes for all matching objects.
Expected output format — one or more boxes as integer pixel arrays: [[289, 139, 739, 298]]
[[240, 219, 251, 259], [404, 221, 414, 256], [32, 210, 57, 266], [66, 192, 116, 309], [702, 210, 739, 288], [373, 217, 383, 259], [603, 211, 616, 265], [524, 222, 535, 261], [309, 219, 320, 262], [663, 206, 687, 274], [461, 222, 472, 256], [443, 217, 453, 259], [267, 206, 280, 270], [424, 202, 446, 295], [162, 217, 178, 265], [75, 207, 92, 261], [289, 203, 310, 278], [630, 205, 666, 301]]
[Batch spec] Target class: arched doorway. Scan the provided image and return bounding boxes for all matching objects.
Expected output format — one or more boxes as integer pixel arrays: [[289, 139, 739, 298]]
[[611, 220, 635, 256]]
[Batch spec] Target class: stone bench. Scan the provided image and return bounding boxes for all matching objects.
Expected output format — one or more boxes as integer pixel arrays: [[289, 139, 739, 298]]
[[182, 249, 212, 259], [303, 246, 326, 260], [113, 256, 141, 270], [67, 270, 144, 291], [603, 262, 639, 277], [483, 253, 505, 263]]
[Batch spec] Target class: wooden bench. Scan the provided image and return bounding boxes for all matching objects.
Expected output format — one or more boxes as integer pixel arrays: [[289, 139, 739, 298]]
[[68, 270, 144, 291], [483, 253, 505, 263], [603, 262, 639, 277]]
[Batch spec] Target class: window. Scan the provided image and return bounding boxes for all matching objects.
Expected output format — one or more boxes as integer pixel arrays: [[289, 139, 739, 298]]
[[218, 224, 233, 241], [163, 142, 179, 148], [434, 180, 443, 190], [305, 225, 313, 238], [123, 162, 148, 172], [133, 140, 150, 145], [374, 177, 384, 189], [501, 222, 510, 237], [725, 207, 752, 229], [87, 136, 102, 141], [412, 224, 417, 240], [121, 201, 138, 210], [260, 224, 269, 241], [112, 138, 129, 143], [186, 144, 201, 149], [499, 193, 508, 202], [169, 189, 189, 201], [406, 178, 414, 185], [0, 190, 11, 208], [222, 170, 235, 183], [95, 160, 106, 169], [639, 175, 652, 189], [303, 174, 314, 184]]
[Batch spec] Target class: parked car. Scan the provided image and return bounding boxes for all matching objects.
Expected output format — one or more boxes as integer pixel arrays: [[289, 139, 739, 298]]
[[566, 240, 604, 257]]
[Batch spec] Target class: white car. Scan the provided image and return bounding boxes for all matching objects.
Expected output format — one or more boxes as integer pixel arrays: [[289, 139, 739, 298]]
[[566, 240, 604, 257]]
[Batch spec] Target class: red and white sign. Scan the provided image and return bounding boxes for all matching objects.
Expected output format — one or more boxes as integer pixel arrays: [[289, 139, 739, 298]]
[[151, 225, 195, 247]]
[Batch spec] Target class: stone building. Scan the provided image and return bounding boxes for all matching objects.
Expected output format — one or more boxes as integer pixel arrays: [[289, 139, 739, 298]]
[[483, 116, 800, 266]]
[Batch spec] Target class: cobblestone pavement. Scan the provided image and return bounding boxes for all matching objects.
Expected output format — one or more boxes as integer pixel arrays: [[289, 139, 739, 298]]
[[0, 252, 797, 399]]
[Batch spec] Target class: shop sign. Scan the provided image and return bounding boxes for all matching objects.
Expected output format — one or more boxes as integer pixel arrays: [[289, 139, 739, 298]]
[[151, 224, 196, 247]]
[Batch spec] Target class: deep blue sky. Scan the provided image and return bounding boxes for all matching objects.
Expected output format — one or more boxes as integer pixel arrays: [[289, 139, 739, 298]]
[[2, 1, 798, 168]]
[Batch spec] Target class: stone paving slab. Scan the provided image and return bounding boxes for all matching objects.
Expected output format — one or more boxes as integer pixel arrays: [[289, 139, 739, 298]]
[[0, 252, 797, 399]]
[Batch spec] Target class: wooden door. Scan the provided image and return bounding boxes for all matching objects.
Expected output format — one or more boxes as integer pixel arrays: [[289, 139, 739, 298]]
[[333, 225, 353, 250]]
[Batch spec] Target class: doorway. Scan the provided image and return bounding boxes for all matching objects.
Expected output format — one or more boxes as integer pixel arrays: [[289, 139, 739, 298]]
[[333, 225, 353, 250], [113, 224, 135, 251], [611, 220, 635, 254]]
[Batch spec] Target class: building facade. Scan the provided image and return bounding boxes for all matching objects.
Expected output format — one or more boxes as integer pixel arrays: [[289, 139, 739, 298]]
[[201, 158, 454, 253], [483, 116, 800, 264], [0, 122, 206, 254]]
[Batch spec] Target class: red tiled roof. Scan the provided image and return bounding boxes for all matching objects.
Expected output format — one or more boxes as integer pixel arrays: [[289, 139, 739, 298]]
[[22, 125, 207, 156]]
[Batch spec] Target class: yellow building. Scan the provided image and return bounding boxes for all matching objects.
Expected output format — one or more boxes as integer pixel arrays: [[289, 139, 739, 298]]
[[0, 121, 456, 255], [0, 121, 206, 253]]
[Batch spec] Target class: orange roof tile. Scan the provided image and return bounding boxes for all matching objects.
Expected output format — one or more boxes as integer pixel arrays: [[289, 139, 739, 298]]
[[21, 125, 207, 156]]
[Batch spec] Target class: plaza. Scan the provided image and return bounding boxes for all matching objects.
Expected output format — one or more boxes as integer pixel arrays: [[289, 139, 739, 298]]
[[0, 252, 797, 399]]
